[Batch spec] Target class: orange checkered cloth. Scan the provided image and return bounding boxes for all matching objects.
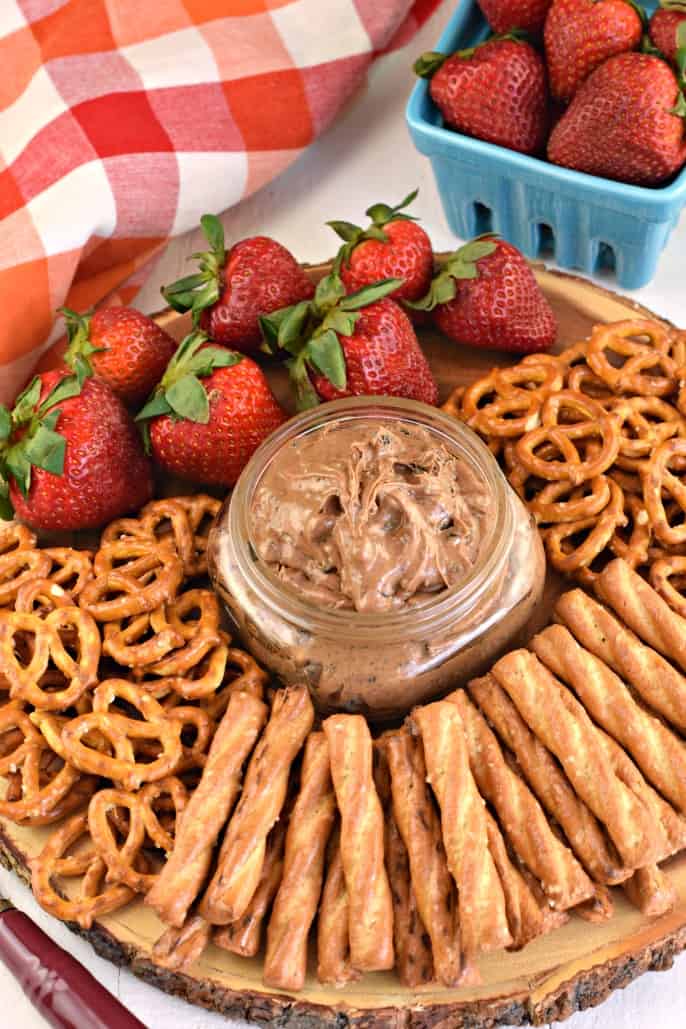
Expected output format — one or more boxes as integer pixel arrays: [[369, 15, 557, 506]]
[[0, 0, 441, 405]]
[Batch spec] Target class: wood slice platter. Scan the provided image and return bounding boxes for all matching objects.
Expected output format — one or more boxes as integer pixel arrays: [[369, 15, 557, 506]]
[[1, 260, 682, 1029]]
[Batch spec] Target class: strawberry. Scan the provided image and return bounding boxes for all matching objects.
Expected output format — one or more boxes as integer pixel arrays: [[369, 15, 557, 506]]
[[0, 371, 152, 530], [328, 190, 433, 304], [649, 5, 686, 66], [137, 334, 286, 487], [260, 273, 438, 409], [547, 53, 686, 185], [415, 37, 550, 155], [60, 305, 178, 407], [161, 215, 314, 354], [544, 0, 644, 103], [477, 0, 553, 34], [409, 236, 557, 354]]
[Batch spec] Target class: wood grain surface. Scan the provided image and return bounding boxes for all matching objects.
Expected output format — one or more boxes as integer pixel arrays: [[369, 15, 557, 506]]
[[2, 260, 680, 1029]]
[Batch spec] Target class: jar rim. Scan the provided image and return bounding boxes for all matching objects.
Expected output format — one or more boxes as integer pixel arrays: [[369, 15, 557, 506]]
[[222, 396, 514, 639]]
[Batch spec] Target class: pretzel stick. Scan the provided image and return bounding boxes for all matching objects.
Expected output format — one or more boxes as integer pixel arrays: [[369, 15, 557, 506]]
[[383, 730, 462, 987], [468, 675, 628, 885], [596, 558, 686, 673], [322, 715, 393, 972], [531, 624, 686, 815], [491, 650, 664, 870], [483, 810, 548, 950], [316, 826, 359, 986], [447, 690, 594, 910], [374, 740, 433, 988], [200, 685, 313, 924], [623, 865, 677, 917], [595, 728, 686, 858], [555, 589, 686, 733], [213, 819, 287, 958], [412, 701, 511, 959], [152, 915, 211, 972], [146, 691, 267, 927], [263, 733, 336, 991]]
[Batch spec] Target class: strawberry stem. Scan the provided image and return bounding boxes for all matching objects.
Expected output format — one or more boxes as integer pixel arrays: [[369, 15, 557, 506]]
[[161, 214, 226, 325], [60, 306, 103, 384], [407, 234, 499, 312]]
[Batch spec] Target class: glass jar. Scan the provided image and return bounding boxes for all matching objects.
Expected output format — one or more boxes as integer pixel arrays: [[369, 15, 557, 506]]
[[208, 396, 545, 722]]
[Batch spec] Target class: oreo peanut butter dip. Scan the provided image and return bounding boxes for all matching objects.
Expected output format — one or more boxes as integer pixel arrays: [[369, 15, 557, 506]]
[[249, 420, 492, 613]]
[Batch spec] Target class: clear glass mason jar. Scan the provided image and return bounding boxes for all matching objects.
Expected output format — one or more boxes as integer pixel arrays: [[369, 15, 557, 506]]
[[208, 396, 545, 722]]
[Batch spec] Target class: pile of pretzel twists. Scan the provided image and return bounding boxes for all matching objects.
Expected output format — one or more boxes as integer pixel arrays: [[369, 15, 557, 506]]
[[444, 319, 686, 592], [5, 486, 686, 991]]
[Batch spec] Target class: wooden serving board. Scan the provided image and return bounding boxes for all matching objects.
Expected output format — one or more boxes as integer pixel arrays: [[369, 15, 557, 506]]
[[0, 260, 681, 1029]]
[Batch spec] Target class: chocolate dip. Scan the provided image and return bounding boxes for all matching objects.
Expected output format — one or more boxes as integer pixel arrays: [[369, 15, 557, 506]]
[[209, 397, 545, 721], [249, 421, 492, 613]]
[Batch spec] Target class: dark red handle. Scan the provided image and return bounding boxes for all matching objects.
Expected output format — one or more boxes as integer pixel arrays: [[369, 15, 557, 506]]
[[0, 908, 147, 1029]]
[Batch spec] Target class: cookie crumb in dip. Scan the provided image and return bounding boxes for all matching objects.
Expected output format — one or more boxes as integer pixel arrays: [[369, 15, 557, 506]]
[[210, 397, 544, 721]]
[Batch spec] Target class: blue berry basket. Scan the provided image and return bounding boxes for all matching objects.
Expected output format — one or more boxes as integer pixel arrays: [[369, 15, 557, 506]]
[[406, 0, 686, 289]]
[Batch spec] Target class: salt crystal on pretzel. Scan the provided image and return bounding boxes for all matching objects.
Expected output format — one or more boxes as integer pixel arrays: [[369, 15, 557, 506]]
[[146, 690, 267, 928], [382, 729, 462, 987], [374, 738, 433, 989], [491, 650, 666, 870], [264, 731, 336, 991], [532, 622, 686, 815], [447, 689, 594, 910], [316, 825, 360, 987], [555, 588, 686, 733], [200, 685, 313, 925], [468, 675, 629, 885], [412, 700, 511, 961], [323, 714, 394, 972], [213, 818, 287, 958]]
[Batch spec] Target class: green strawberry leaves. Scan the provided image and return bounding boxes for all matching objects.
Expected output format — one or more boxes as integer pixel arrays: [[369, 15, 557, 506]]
[[161, 214, 226, 325], [0, 370, 86, 506], [136, 331, 242, 432], [329, 190, 420, 271], [408, 234, 499, 312], [60, 306, 103, 382], [259, 271, 403, 410], [414, 51, 448, 77], [0, 478, 11, 522], [661, 0, 686, 10]]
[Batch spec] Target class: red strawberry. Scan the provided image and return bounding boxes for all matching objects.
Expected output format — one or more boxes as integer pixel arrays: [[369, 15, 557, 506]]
[[60, 305, 178, 407], [409, 236, 557, 354], [0, 371, 152, 530], [544, 0, 643, 103], [162, 215, 314, 354], [415, 38, 550, 155], [328, 190, 433, 304], [649, 6, 686, 66], [138, 334, 286, 486], [477, 0, 553, 34], [547, 53, 686, 185], [260, 274, 438, 409]]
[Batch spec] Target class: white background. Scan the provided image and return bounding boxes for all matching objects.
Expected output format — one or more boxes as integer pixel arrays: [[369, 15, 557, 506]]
[[4, 1, 685, 1025]]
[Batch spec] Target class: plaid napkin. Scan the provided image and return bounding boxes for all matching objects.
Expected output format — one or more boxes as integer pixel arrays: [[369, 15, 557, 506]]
[[0, 0, 441, 405]]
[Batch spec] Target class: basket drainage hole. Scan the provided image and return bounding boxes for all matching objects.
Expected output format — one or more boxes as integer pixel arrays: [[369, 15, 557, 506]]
[[537, 223, 555, 257], [597, 242, 616, 274], [473, 202, 493, 235]]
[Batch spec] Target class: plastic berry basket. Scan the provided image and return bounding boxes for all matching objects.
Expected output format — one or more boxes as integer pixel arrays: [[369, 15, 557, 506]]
[[406, 0, 686, 289]]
